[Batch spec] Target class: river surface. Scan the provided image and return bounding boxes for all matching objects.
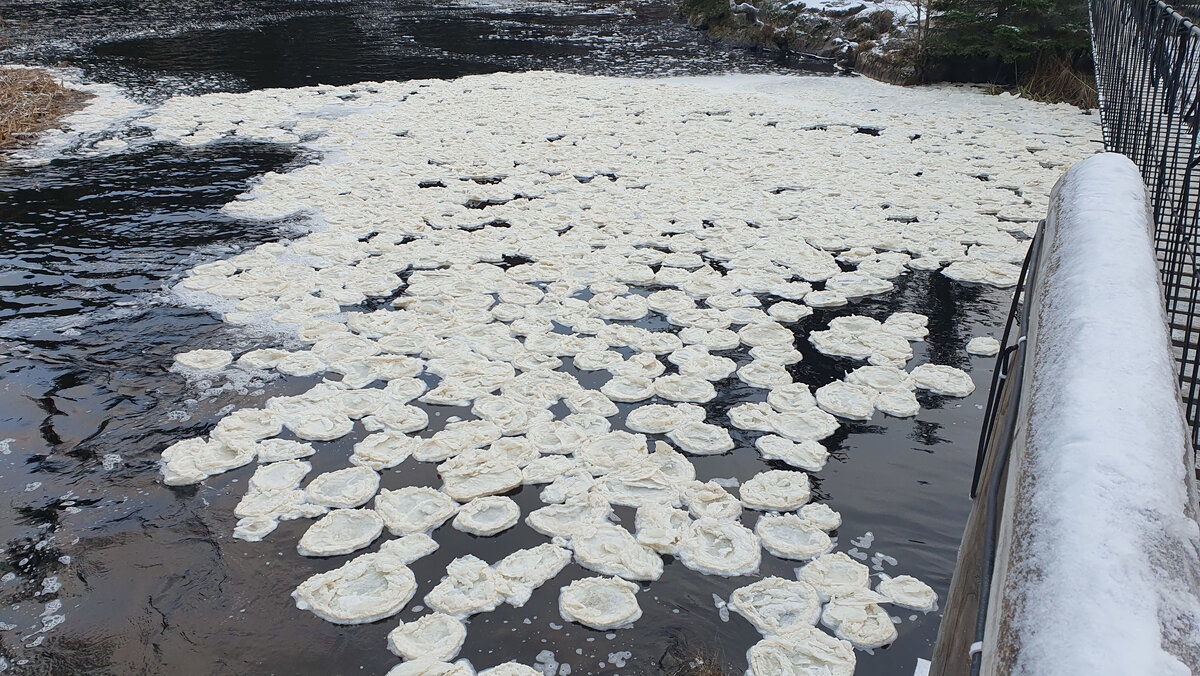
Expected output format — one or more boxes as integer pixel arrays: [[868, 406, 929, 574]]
[[0, 2, 1000, 674]]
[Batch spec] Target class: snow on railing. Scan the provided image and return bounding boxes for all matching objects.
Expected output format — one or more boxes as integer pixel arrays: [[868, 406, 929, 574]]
[[934, 153, 1200, 675]]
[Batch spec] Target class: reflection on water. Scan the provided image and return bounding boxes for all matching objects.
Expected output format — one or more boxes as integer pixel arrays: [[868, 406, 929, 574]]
[[0, 1, 995, 673]]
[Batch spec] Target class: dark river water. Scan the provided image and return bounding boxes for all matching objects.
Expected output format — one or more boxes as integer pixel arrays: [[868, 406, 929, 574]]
[[0, 2, 1002, 674]]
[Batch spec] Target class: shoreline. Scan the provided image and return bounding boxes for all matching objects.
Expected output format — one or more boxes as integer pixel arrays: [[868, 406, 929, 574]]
[[0, 67, 93, 152]]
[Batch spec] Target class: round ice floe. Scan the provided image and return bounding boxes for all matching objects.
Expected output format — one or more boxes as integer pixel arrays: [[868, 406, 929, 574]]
[[388, 613, 467, 661], [737, 323, 795, 347], [728, 402, 776, 431], [756, 513, 833, 560], [576, 431, 648, 475], [634, 504, 692, 554], [352, 431, 419, 470], [375, 487, 459, 535], [305, 466, 380, 508], [803, 290, 848, 308], [175, 349, 233, 370], [385, 659, 475, 676], [276, 351, 327, 377], [647, 441, 697, 483], [495, 543, 572, 606], [815, 381, 876, 421], [249, 459, 311, 492], [601, 376, 655, 403], [680, 327, 741, 350], [365, 403, 430, 434], [559, 577, 642, 630], [875, 389, 921, 417], [256, 438, 315, 462], [800, 552, 871, 601], [667, 422, 734, 455], [625, 404, 687, 434], [453, 496, 520, 536], [767, 302, 812, 323], [298, 509, 385, 557], [677, 517, 761, 577], [966, 336, 1001, 356], [748, 344, 804, 365], [769, 408, 839, 442], [211, 408, 282, 445], [820, 589, 898, 648], [799, 503, 842, 532], [438, 449, 523, 502], [527, 494, 611, 537], [740, 470, 811, 511], [844, 365, 914, 393], [478, 663, 539, 676], [233, 516, 278, 541], [527, 421, 588, 455], [877, 574, 937, 611], [522, 455, 579, 484], [767, 383, 816, 412], [737, 361, 793, 389], [238, 348, 290, 369], [755, 435, 828, 472], [161, 437, 254, 485], [566, 389, 618, 417], [882, 312, 928, 340], [653, 374, 716, 403], [426, 555, 508, 617], [729, 577, 822, 635], [746, 624, 856, 676], [571, 523, 664, 581], [597, 464, 681, 508], [292, 548, 417, 624], [290, 413, 355, 442], [825, 271, 893, 298], [909, 363, 975, 396], [337, 388, 387, 419], [683, 480, 743, 520]]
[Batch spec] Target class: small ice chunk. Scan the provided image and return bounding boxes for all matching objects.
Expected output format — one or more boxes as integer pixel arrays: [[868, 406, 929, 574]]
[[799, 503, 842, 532], [966, 336, 1001, 356], [815, 382, 876, 421]]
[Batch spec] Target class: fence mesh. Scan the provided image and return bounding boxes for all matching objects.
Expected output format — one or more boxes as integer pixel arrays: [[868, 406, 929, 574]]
[[1091, 0, 1200, 449]]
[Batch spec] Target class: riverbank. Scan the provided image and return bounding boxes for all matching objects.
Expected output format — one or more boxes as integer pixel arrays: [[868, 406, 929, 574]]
[[0, 67, 92, 150]]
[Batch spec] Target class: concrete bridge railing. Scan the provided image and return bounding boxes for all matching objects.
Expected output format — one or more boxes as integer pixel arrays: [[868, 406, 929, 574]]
[[933, 153, 1200, 675]]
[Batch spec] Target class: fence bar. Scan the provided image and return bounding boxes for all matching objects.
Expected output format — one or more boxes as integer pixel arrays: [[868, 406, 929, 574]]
[[1091, 0, 1200, 449]]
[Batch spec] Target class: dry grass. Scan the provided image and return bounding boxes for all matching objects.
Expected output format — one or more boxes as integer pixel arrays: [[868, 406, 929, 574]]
[[0, 67, 91, 149], [658, 640, 728, 676], [1017, 52, 1099, 109]]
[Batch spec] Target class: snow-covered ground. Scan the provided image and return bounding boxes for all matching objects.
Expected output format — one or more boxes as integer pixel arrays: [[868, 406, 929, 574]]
[[127, 71, 1100, 673]]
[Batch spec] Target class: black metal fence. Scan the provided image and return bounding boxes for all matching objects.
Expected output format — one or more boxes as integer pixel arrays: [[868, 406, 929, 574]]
[[1091, 0, 1200, 449]]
